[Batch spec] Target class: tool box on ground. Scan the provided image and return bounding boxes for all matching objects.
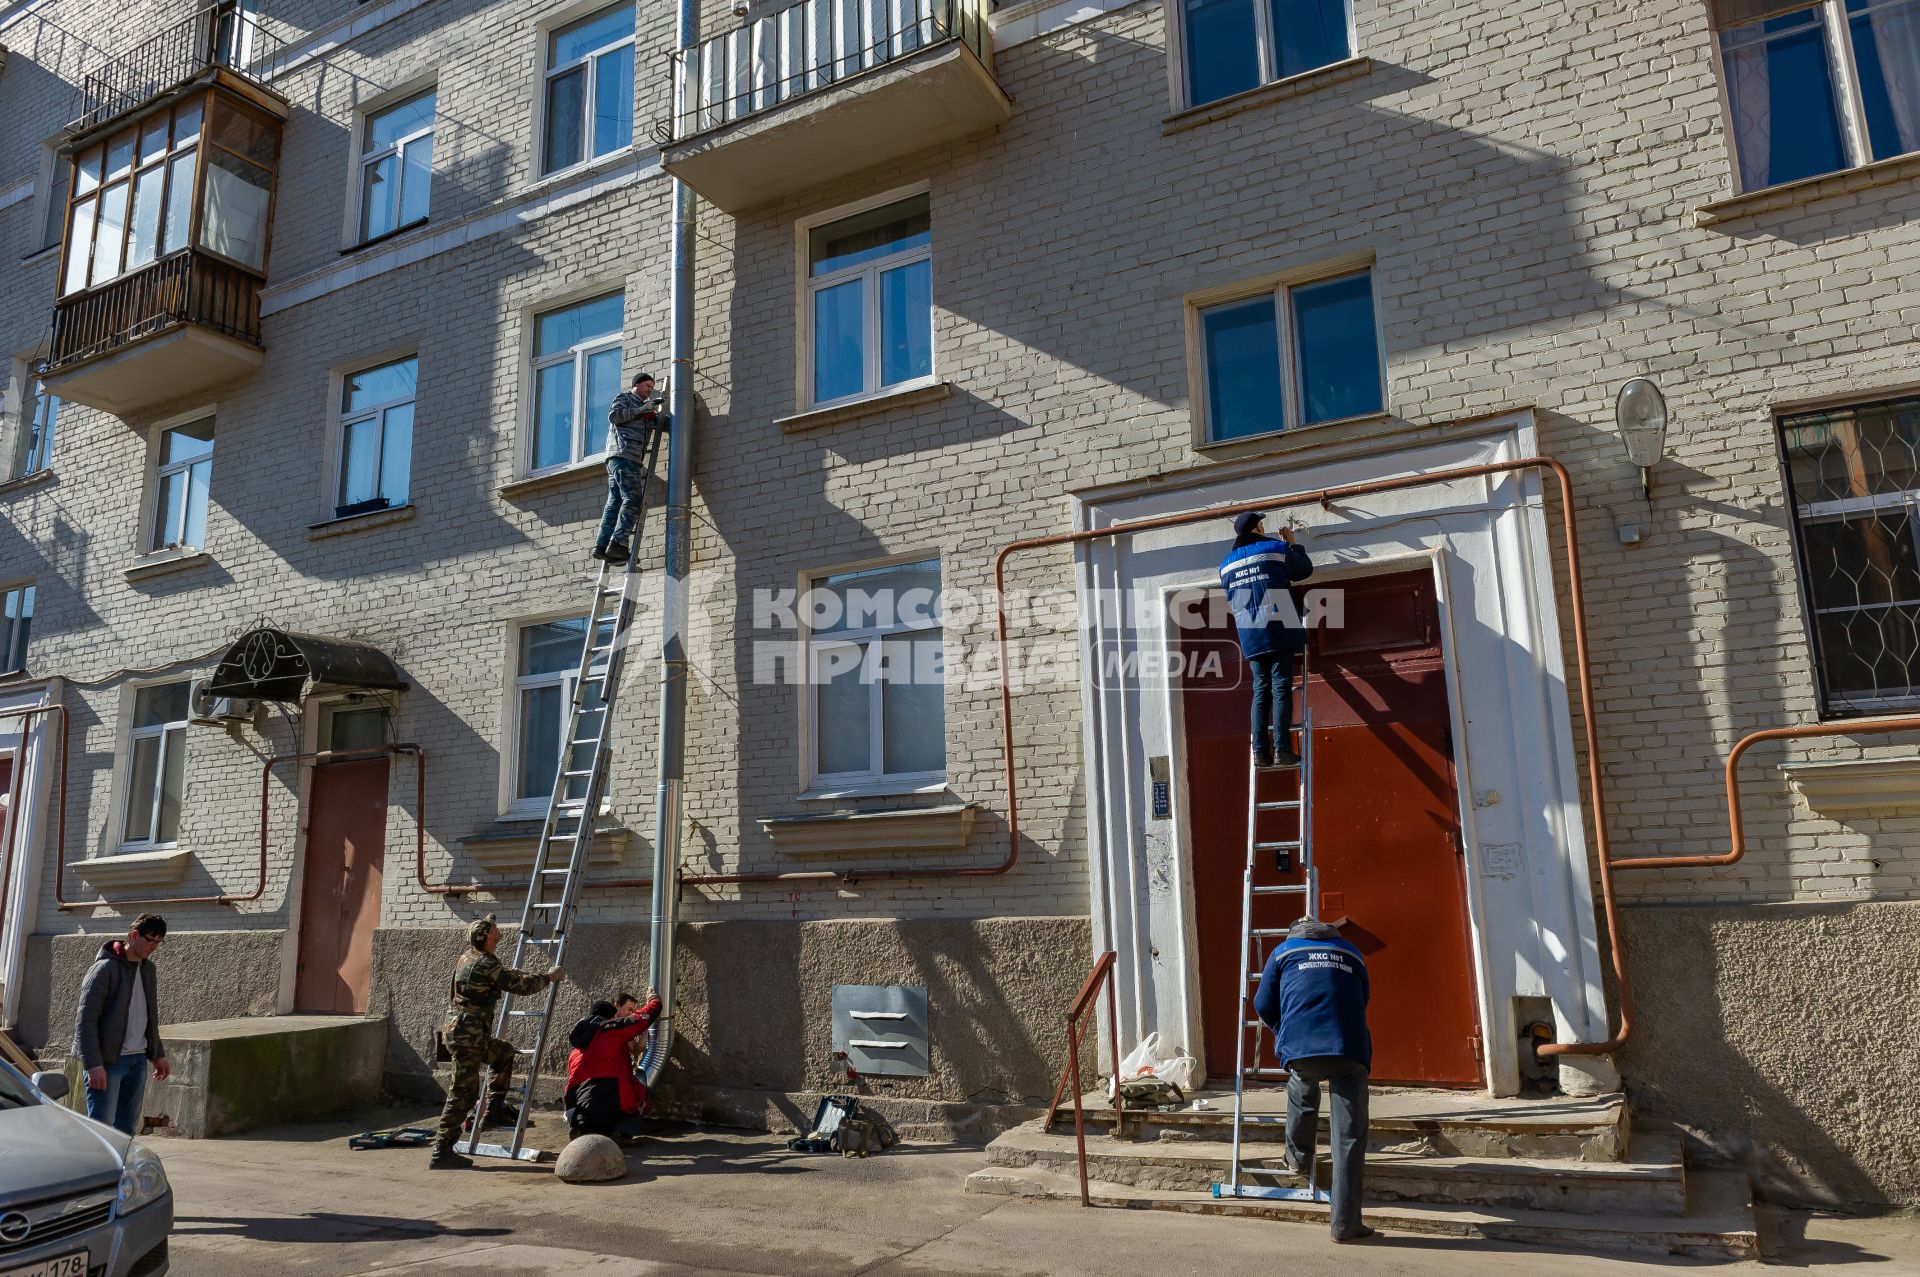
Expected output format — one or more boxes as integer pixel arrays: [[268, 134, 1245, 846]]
[[786, 1096, 899, 1157]]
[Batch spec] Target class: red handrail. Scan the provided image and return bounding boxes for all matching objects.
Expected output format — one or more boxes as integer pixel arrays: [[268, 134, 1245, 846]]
[[1041, 949, 1120, 1207]]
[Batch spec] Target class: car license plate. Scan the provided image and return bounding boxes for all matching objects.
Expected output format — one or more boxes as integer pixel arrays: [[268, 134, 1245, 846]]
[[0, 1251, 88, 1277]]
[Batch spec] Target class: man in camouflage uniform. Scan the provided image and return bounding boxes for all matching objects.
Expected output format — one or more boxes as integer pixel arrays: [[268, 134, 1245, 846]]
[[429, 914, 565, 1169]]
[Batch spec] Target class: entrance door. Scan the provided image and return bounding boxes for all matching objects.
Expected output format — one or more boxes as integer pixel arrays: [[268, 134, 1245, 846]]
[[294, 708, 390, 1014], [1180, 567, 1482, 1086]]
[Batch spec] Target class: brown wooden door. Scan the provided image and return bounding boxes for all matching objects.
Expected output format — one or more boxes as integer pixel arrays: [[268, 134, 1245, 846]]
[[294, 756, 388, 1015], [1181, 567, 1482, 1087]]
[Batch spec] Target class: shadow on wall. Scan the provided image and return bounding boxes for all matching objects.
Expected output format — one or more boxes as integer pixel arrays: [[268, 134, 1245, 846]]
[[1617, 898, 1920, 1208]]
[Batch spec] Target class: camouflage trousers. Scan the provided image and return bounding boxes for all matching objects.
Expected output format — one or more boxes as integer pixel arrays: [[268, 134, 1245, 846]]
[[433, 1035, 516, 1148]]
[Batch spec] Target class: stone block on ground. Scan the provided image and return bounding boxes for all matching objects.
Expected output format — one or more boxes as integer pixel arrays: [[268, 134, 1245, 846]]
[[556, 1133, 627, 1182]]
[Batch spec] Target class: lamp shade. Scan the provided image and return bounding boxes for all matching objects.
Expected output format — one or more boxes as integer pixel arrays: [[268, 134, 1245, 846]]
[[1615, 378, 1669, 469]]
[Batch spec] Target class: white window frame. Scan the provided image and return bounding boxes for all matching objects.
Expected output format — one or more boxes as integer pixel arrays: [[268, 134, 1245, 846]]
[[525, 290, 623, 476], [797, 185, 937, 412], [801, 553, 947, 794], [1188, 258, 1385, 446], [539, 3, 638, 178], [0, 583, 33, 676], [330, 352, 418, 517], [1709, 0, 1919, 195], [506, 613, 597, 819], [117, 679, 191, 853], [4, 360, 58, 481], [36, 141, 70, 257], [1167, 0, 1358, 111], [355, 87, 436, 244], [148, 411, 216, 553]]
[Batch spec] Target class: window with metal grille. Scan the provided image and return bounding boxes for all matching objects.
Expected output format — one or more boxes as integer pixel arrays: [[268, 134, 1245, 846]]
[[1781, 392, 1920, 716]]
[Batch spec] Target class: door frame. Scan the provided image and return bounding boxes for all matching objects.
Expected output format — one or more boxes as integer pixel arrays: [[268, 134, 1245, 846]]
[[1070, 412, 1617, 1098], [1166, 550, 1493, 1089]]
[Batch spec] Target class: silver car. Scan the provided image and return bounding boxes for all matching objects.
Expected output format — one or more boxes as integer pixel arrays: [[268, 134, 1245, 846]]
[[0, 1060, 171, 1277]]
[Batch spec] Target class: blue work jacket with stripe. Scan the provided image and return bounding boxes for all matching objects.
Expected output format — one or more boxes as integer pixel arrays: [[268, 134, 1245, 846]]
[[1218, 535, 1315, 658]]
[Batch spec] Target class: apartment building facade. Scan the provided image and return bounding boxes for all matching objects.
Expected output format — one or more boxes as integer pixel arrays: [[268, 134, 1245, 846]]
[[0, 0, 1916, 1206]]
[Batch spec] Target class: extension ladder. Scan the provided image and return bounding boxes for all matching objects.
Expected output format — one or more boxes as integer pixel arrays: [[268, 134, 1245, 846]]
[[1213, 653, 1327, 1203], [458, 417, 666, 1163]]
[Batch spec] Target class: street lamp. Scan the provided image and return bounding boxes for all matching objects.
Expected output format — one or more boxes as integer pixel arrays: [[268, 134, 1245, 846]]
[[1614, 377, 1668, 502]]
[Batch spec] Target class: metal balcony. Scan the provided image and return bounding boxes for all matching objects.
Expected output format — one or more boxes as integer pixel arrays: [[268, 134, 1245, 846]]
[[65, 1, 283, 137], [660, 0, 1008, 213]]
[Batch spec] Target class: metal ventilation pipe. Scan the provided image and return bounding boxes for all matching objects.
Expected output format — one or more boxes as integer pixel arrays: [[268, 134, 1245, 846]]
[[639, 0, 699, 1089]]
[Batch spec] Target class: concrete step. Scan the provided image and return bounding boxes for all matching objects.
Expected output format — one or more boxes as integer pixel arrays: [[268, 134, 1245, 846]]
[[987, 1120, 1685, 1216], [1052, 1085, 1627, 1161], [965, 1162, 1758, 1261]]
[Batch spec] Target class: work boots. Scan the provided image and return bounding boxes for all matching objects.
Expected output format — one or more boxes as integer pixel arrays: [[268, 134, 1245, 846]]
[[427, 1140, 472, 1170]]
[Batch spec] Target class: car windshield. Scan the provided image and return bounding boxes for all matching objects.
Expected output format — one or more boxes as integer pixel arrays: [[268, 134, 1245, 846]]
[[0, 1062, 43, 1110]]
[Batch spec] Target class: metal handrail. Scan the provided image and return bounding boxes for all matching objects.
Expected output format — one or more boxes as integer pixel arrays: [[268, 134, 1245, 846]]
[[663, 0, 990, 142], [1041, 949, 1121, 1207], [65, 1, 284, 136]]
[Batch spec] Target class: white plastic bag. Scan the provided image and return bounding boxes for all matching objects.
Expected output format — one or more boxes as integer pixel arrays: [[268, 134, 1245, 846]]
[[1157, 1053, 1199, 1092], [1108, 1032, 1198, 1096]]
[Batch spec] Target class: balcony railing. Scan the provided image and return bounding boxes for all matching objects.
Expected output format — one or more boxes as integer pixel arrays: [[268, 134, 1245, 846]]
[[47, 249, 262, 373], [666, 0, 990, 143], [65, 2, 283, 136]]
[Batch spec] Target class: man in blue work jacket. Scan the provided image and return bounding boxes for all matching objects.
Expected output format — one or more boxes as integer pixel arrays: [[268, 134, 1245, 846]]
[[1218, 511, 1315, 766], [1253, 917, 1375, 1242]]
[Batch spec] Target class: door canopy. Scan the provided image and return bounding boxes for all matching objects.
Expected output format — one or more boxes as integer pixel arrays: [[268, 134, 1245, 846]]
[[206, 627, 408, 703]]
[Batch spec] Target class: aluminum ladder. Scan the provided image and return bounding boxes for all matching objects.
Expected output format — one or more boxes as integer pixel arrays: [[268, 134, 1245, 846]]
[[458, 417, 666, 1163], [1212, 653, 1327, 1203]]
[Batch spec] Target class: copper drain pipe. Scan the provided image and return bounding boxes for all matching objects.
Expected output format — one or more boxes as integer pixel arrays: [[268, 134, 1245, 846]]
[[990, 457, 1637, 1056], [58, 742, 423, 910]]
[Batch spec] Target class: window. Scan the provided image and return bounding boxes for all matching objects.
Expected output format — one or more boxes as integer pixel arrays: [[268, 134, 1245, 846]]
[[530, 292, 623, 472], [122, 682, 190, 849], [1180, 0, 1351, 108], [334, 357, 416, 517], [1782, 393, 1920, 716], [7, 376, 57, 480], [1713, 0, 1920, 192], [0, 585, 32, 676], [41, 146, 70, 252], [152, 417, 215, 552], [511, 617, 605, 815], [326, 705, 390, 752], [359, 90, 435, 242], [807, 558, 945, 787], [805, 194, 933, 408], [61, 98, 203, 295], [1197, 267, 1382, 442], [542, 4, 636, 175]]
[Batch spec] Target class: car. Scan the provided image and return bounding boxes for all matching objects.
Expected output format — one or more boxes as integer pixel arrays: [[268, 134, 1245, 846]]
[[0, 1059, 171, 1277]]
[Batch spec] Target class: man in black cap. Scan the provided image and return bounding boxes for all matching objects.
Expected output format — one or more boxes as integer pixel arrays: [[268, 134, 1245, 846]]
[[429, 914, 565, 1169], [1218, 511, 1315, 766], [593, 372, 668, 564]]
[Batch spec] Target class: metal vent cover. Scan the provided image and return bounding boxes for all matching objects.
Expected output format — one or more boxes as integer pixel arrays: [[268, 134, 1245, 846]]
[[831, 984, 929, 1078]]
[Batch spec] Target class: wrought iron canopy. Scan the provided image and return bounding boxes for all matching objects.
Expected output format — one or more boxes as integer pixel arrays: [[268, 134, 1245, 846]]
[[206, 627, 408, 702]]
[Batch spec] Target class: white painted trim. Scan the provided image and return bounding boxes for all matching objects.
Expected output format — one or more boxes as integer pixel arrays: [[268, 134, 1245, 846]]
[[1071, 411, 1615, 1096], [0, 180, 32, 213], [0, 679, 60, 1028]]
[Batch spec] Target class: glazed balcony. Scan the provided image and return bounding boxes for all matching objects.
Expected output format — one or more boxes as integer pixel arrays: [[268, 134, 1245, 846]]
[[660, 0, 1008, 213], [43, 6, 287, 417]]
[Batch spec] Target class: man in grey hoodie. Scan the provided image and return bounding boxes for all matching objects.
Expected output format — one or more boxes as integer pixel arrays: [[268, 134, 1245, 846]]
[[73, 914, 171, 1134], [592, 372, 667, 565]]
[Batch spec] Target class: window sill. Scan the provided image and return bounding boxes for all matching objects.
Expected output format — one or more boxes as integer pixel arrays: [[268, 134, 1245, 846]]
[[499, 456, 608, 500], [74, 847, 193, 890], [760, 802, 976, 856], [340, 217, 430, 255], [776, 381, 952, 435], [1163, 56, 1373, 136], [1193, 408, 1394, 458], [0, 469, 55, 498], [460, 819, 630, 871], [525, 145, 648, 197], [1781, 757, 1920, 818], [308, 503, 416, 541], [796, 776, 949, 802], [124, 548, 212, 584], [19, 244, 58, 266], [1696, 150, 1920, 227]]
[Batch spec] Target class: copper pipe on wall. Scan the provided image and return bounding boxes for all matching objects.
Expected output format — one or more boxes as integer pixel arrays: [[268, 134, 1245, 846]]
[[0, 705, 68, 943], [1610, 716, 1920, 873], [58, 742, 422, 911], [989, 457, 1636, 1058]]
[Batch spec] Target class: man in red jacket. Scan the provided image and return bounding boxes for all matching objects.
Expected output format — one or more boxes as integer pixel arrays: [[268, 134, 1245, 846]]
[[565, 989, 660, 1140]]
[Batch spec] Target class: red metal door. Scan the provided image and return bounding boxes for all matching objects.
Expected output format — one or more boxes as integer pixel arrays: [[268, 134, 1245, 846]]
[[294, 757, 388, 1015], [1181, 567, 1482, 1086]]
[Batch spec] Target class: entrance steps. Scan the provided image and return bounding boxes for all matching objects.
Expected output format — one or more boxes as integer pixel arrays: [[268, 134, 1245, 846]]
[[965, 1087, 1758, 1259]]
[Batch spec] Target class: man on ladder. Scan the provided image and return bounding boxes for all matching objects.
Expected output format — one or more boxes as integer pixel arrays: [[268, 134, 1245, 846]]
[[1218, 511, 1314, 766], [593, 372, 667, 564]]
